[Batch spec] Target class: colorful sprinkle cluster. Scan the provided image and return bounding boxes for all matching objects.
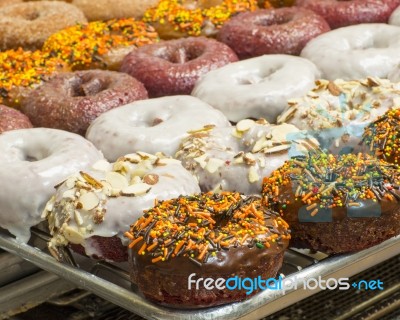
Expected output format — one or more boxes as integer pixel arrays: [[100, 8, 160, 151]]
[[362, 109, 400, 165], [0, 48, 68, 105], [262, 153, 400, 216], [143, 0, 258, 37], [43, 19, 159, 70], [125, 192, 290, 265]]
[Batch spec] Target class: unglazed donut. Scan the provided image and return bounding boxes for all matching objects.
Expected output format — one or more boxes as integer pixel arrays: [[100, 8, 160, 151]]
[[21, 70, 148, 136], [120, 37, 238, 97], [176, 120, 319, 194], [0, 128, 103, 242], [301, 24, 400, 80], [0, 105, 32, 133], [277, 78, 400, 154], [262, 153, 400, 254], [217, 8, 330, 59], [191, 54, 320, 122], [43, 152, 200, 262], [0, 1, 87, 50], [43, 19, 159, 71], [86, 95, 230, 161], [296, 0, 400, 29], [127, 192, 290, 307]]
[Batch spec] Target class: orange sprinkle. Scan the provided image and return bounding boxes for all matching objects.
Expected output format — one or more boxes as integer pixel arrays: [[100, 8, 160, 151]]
[[128, 236, 143, 249], [138, 243, 147, 255], [147, 242, 158, 252], [151, 256, 163, 263]]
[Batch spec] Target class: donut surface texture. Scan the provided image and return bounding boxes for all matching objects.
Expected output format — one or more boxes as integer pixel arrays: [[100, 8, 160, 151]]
[[191, 54, 320, 122], [86, 95, 231, 160], [217, 8, 330, 59], [0, 128, 103, 242], [21, 70, 148, 136], [0, 105, 32, 133]]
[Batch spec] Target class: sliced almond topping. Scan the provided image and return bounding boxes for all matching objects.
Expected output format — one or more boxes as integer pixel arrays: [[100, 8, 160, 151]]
[[123, 153, 141, 163], [194, 153, 208, 168], [92, 159, 111, 172], [143, 174, 159, 185], [78, 192, 99, 211], [79, 172, 103, 189], [248, 166, 260, 183], [106, 171, 128, 190], [121, 183, 151, 196], [252, 136, 266, 153], [63, 226, 84, 244], [205, 158, 225, 173], [243, 153, 256, 165], [65, 176, 78, 189], [277, 106, 297, 124], [236, 119, 255, 132], [263, 144, 291, 154], [74, 210, 84, 226], [327, 81, 342, 96], [130, 175, 142, 185], [62, 189, 76, 200]]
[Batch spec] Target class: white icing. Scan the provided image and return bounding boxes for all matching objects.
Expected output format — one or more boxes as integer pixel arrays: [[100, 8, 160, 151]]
[[86, 95, 230, 161], [389, 5, 400, 26], [0, 128, 104, 242], [301, 24, 400, 80], [191, 54, 321, 122]]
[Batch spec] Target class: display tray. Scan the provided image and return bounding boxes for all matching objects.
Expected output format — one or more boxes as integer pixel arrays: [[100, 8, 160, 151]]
[[0, 227, 398, 320]]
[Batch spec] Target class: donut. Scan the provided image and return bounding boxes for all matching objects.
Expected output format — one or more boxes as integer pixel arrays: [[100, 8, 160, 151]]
[[143, 0, 258, 39], [296, 0, 400, 29], [0, 105, 32, 133], [0, 1, 87, 50], [361, 109, 400, 165], [389, 5, 400, 26], [43, 19, 159, 71], [176, 120, 319, 194], [21, 70, 148, 136], [262, 152, 400, 254], [120, 37, 238, 97], [0, 48, 69, 108], [191, 54, 320, 123], [277, 78, 400, 154], [43, 152, 200, 262], [126, 192, 290, 307], [86, 95, 231, 161], [217, 8, 330, 59], [300, 24, 400, 80], [0, 128, 103, 242], [0, 0, 22, 8]]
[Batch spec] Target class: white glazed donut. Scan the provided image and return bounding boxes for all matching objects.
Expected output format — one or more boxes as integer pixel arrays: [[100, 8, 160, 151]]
[[175, 120, 319, 195], [86, 95, 230, 161], [0, 128, 103, 242], [389, 5, 400, 25], [191, 54, 321, 123], [42, 152, 200, 261], [277, 78, 400, 153], [301, 24, 400, 80]]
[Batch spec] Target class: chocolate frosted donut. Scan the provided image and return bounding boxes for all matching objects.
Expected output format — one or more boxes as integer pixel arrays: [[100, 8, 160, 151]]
[[21, 70, 148, 135], [0, 105, 32, 133], [217, 8, 330, 59], [120, 37, 238, 97], [126, 192, 290, 307], [0, 1, 87, 50], [262, 153, 400, 254], [296, 0, 400, 29]]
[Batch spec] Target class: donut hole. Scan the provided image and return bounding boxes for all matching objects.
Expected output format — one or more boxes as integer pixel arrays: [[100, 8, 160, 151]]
[[154, 45, 205, 64], [69, 75, 110, 97], [24, 11, 40, 21], [254, 14, 293, 27], [236, 66, 281, 85]]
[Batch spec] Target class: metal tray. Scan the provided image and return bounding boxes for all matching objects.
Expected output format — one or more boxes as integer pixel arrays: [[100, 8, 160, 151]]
[[0, 227, 398, 320]]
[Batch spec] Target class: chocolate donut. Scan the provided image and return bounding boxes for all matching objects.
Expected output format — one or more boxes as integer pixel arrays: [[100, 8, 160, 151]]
[[120, 37, 238, 97], [296, 0, 400, 29], [0, 105, 32, 133], [0, 1, 87, 50], [126, 192, 290, 307], [217, 8, 330, 59], [21, 70, 148, 135], [262, 153, 400, 254]]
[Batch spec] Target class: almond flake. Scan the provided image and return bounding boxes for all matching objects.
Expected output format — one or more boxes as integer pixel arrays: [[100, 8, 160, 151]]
[[74, 210, 84, 226], [194, 153, 208, 168], [143, 174, 159, 185], [106, 171, 128, 189], [327, 81, 342, 96], [236, 119, 255, 132], [205, 158, 225, 173], [92, 159, 111, 172], [63, 226, 84, 244], [121, 183, 151, 196], [78, 192, 99, 211], [263, 144, 291, 154], [248, 166, 260, 183]]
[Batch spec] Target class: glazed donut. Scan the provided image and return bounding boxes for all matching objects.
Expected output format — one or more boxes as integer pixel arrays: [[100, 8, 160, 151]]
[[277, 78, 400, 154], [43, 19, 159, 71], [0, 1, 87, 50], [0, 49, 69, 108], [21, 70, 148, 136], [217, 8, 330, 59], [296, 0, 400, 29], [143, 0, 258, 39], [0, 0, 22, 8], [191, 54, 320, 123], [120, 37, 238, 97], [127, 192, 290, 307], [0, 105, 32, 133], [176, 120, 319, 194], [389, 5, 400, 25], [300, 24, 400, 80], [0, 128, 103, 242], [361, 109, 400, 165], [262, 152, 400, 254], [86, 95, 231, 161], [43, 152, 200, 262]]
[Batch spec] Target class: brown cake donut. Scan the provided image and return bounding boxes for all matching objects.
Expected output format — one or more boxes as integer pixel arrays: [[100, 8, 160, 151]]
[[262, 153, 400, 254], [126, 192, 290, 307], [0, 104, 32, 133], [217, 8, 330, 59], [120, 37, 238, 97], [21, 70, 148, 135], [0, 1, 87, 50]]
